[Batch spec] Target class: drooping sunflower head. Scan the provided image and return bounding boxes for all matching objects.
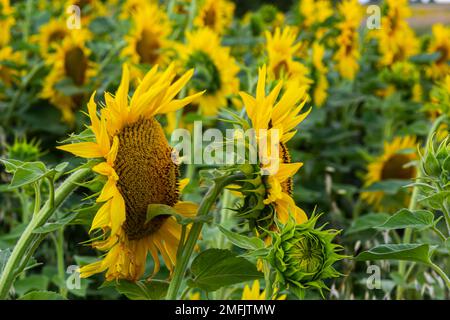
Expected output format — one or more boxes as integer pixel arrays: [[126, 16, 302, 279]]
[[268, 214, 345, 299], [40, 29, 96, 123], [194, 0, 234, 35], [427, 24, 450, 80], [237, 65, 311, 234], [180, 27, 240, 116], [58, 64, 204, 281], [362, 136, 418, 211], [122, 2, 173, 78]]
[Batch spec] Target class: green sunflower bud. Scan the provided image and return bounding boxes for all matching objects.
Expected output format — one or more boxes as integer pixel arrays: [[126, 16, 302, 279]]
[[6, 138, 43, 162], [268, 214, 346, 299]]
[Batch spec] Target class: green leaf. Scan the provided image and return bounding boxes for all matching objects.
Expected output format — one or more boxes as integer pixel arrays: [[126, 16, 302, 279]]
[[409, 52, 440, 64], [15, 275, 49, 296], [187, 249, 263, 292], [364, 179, 409, 194], [1, 160, 49, 188], [146, 204, 178, 223], [33, 213, 77, 234], [18, 291, 66, 300], [355, 244, 433, 264], [346, 213, 390, 235], [419, 191, 450, 210], [218, 226, 265, 250], [114, 280, 169, 300], [375, 209, 434, 231]]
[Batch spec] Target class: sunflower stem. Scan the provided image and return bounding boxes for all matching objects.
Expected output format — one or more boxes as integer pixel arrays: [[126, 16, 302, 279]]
[[0, 168, 91, 299], [166, 173, 244, 300], [396, 114, 447, 300]]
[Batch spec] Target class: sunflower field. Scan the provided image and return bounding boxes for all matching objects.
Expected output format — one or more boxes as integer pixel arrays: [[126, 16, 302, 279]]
[[0, 0, 449, 303]]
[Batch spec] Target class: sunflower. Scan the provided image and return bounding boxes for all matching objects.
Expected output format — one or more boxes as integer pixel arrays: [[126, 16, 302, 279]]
[[361, 136, 418, 211], [241, 280, 286, 300], [298, 0, 332, 30], [239, 65, 311, 226], [427, 24, 450, 80], [119, 0, 155, 19], [194, 0, 234, 35], [66, 0, 108, 23], [311, 42, 328, 107], [122, 3, 174, 80], [178, 27, 240, 117], [0, 46, 23, 88], [265, 27, 311, 88], [58, 64, 204, 281], [333, 0, 362, 80], [40, 29, 96, 123], [373, 0, 419, 66], [0, 0, 14, 47], [32, 19, 70, 57]]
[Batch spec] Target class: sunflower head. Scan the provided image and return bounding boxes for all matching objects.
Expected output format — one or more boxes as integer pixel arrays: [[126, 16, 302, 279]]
[[268, 214, 345, 299], [0, 0, 14, 47], [235, 65, 310, 235], [427, 24, 450, 79], [32, 19, 69, 57], [122, 3, 172, 74], [181, 28, 240, 116], [40, 29, 96, 123], [194, 0, 234, 35], [58, 64, 203, 281], [362, 136, 418, 211]]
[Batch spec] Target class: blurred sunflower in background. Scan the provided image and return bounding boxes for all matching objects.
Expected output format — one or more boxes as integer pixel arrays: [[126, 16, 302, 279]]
[[122, 3, 174, 80], [238, 65, 310, 232], [0, 47, 23, 88], [58, 64, 203, 281], [241, 280, 286, 300], [41, 29, 96, 123], [427, 24, 450, 80], [32, 19, 70, 57], [194, 0, 235, 35], [311, 42, 328, 107], [265, 27, 311, 90], [333, 0, 363, 80], [361, 136, 418, 211], [373, 0, 419, 66], [0, 0, 14, 47], [298, 0, 332, 30], [178, 27, 239, 117]]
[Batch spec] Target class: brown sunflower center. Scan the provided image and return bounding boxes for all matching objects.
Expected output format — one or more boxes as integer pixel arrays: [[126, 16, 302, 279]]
[[381, 154, 415, 180], [136, 29, 161, 65], [203, 7, 217, 28], [273, 60, 289, 79], [436, 45, 449, 65], [114, 117, 179, 240], [64, 46, 87, 86], [49, 30, 67, 43], [279, 142, 293, 196]]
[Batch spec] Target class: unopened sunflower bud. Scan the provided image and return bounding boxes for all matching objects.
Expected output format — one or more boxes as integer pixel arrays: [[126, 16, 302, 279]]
[[268, 215, 346, 299]]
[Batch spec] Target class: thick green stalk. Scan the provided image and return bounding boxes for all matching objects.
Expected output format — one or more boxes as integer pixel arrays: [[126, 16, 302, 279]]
[[0, 168, 91, 299], [396, 114, 448, 299], [166, 174, 244, 300]]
